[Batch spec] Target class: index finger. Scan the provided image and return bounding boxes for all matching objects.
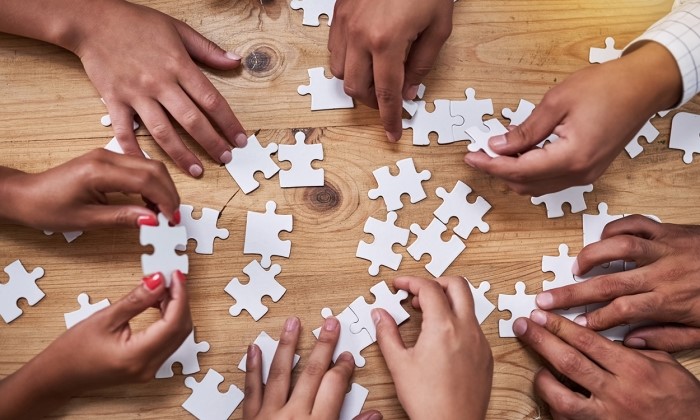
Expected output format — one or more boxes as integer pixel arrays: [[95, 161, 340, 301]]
[[393, 276, 452, 320], [373, 48, 406, 141]]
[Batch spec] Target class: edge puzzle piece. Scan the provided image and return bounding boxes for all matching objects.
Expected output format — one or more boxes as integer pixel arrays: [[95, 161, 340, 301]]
[[183, 369, 244, 420], [531, 185, 594, 218], [0, 260, 45, 324], [298, 67, 354, 110], [64, 292, 111, 329]]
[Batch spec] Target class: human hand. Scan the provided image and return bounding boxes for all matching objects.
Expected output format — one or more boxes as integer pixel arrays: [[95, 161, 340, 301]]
[[0, 271, 192, 419], [243, 316, 381, 420], [514, 310, 700, 419], [372, 276, 492, 420], [464, 42, 683, 195], [0, 149, 180, 231], [328, 0, 454, 142], [67, 0, 246, 177], [536, 215, 700, 352]]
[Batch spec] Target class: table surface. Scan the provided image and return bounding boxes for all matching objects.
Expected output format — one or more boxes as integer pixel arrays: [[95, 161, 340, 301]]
[[1, 0, 699, 418]]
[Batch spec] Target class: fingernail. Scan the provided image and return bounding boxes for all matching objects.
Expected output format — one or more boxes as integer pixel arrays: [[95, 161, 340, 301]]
[[137, 214, 158, 227], [189, 164, 203, 178], [285, 316, 299, 332], [385, 131, 400, 142], [142, 272, 164, 290], [247, 344, 258, 361], [572, 259, 580, 276], [405, 84, 419, 100], [573, 315, 588, 327], [173, 270, 187, 283], [369, 413, 383, 420], [536, 292, 554, 309], [489, 135, 507, 148], [530, 309, 547, 326], [338, 351, 354, 362], [225, 51, 242, 61], [220, 150, 232, 164], [513, 318, 528, 336], [235, 133, 248, 148], [371, 308, 381, 325], [625, 337, 646, 349], [464, 155, 475, 168], [173, 209, 181, 225], [324, 317, 339, 331]]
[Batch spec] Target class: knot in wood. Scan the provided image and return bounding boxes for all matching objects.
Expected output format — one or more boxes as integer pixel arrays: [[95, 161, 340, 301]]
[[245, 47, 275, 74], [305, 184, 341, 212]]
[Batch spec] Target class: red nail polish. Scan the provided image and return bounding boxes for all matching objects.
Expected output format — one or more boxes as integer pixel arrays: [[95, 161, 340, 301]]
[[137, 214, 158, 227], [173, 270, 187, 283], [142, 273, 164, 290], [173, 210, 181, 225]]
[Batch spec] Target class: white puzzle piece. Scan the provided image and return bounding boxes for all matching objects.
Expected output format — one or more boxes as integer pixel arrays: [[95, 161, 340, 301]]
[[502, 99, 558, 147], [450, 88, 494, 143], [356, 212, 410, 276], [669, 111, 700, 164], [589, 37, 623, 64], [225, 260, 285, 321], [407, 218, 466, 278], [434, 181, 491, 240], [298, 67, 354, 110], [401, 83, 427, 117], [278, 131, 325, 187], [64, 292, 110, 329], [625, 118, 659, 158], [100, 98, 139, 130], [237, 331, 301, 383], [224, 134, 279, 194], [243, 201, 293, 269], [368, 158, 431, 211], [104, 137, 150, 159], [467, 278, 496, 325], [157, 329, 210, 378], [401, 99, 463, 145], [339, 383, 369, 420], [542, 244, 578, 291], [183, 369, 244, 420], [43, 230, 83, 243], [290, 0, 335, 26], [498, 281, 537, 338], [348, 280, 410, 340], [313, 307, 374, 368], [531, 184, 594, 218], [582, 202, 623, 247], [176, 205, 229, 255], [140, 213, 188, 286], [0, 260, 45, 324], [466, 118, 508, 158]]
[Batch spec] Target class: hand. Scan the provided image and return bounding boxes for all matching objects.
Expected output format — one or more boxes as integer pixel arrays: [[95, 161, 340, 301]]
[[243, 317, 381, 420], [464, 41, 683, 195], [536, 215, 700, 352], [0, 271, 192, 419], [514, 310, 700, 419], [0, 149, 180, 231], [69, 0, 247, 177], [372, 276, 492, 420], [329, 0, 454, 142]]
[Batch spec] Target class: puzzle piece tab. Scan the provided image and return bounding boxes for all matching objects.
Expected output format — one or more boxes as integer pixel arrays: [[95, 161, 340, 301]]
[[450, 88, 494, 143], [244, 201, 293, 269], [278, 131, 325, 187], [183, 369, 244, 420], [407, 218, 466, 277], [466, 278, 496, 325], [157, 329, 210, 378], [348, 280, 410, 340], [531, 184, 594, 218], [225, 134, 279, 194], [356, 212, 410, 276], [368, 158, 431, 211], [466, 118, 508, 157], [625, 118, 659, 159], [670, 111, 700, 164], [313, 306, 373, 367], [402, 100, 463, 145], [140, 213, 188, 286], [589, 37, 623, 64], [64, 292, 111, 329], [225, 260, 285, 321], [0, 260, 45, 324], [290, 0, 335, 26], [177, 205, 229, 255], [434, 181, 491, 240], [237, 331, 301, 383], [298, 67, 354, 110], [498, 281, 537, 338]]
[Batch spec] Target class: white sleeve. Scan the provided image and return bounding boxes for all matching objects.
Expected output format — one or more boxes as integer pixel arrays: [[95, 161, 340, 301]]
[[626, 2, 700, 106]]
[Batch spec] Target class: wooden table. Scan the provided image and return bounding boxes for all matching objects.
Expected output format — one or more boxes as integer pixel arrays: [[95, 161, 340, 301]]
[[1, 0, 698, 418]]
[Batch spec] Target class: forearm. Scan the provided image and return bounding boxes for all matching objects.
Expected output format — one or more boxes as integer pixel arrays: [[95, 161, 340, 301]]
[[0, 166, 27, 225]]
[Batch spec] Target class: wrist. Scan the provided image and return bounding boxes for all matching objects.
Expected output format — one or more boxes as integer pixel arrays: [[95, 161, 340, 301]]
[[0, 167, 28, 226]]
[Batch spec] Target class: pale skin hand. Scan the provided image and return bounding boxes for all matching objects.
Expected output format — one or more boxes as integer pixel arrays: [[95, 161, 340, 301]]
[[465, 41, 683, 195], [537, 215, 700, 352], [328, 0, 454, 142], [243, 317, 381, 420], [373, 276, 493, 420], [514, 310, 700, 419], [0, 149, 180, 230], [0, 271, 192, 419], [0, 0, 247, 177]]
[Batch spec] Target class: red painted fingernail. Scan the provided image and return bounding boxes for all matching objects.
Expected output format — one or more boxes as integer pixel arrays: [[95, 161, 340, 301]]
[[173, 270, 187, 283], [137, 214, 158, 227], [142, 273, 164, 290], [173, 210, 181, 225]]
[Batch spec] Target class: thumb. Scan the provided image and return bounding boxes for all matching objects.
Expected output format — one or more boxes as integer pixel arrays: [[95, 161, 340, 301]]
[[402, 21, 452, 99], [174, 20, 241, 70], [354, 410, 383, 420], [372, 308, 406, 371], [106, 273, 167, 329], [490, 99, 565, 155], [625, 324, 700, 353]]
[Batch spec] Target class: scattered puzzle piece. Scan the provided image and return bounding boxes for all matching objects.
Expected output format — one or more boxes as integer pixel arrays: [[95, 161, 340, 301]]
[[498, 281, 537, 338], [434, 181, 491, 240], [225, 260, 285, 321], [670, 111, 700, 164], [64, 292, 110, 329], [43, 230, 83, 243], [402, 84, 427, 117], [339, 383, 369, 420], [0, 260, 45, 324], [140, 213, 188, 286], [278, 131, 325, 187], [531, 184, 594, 218], [582, 202, 623, 247], [450, 88, 494, 143], [466, 278, 495, 325], [157, 329, 210, 378], [237, 331, 301, 383], [224, 134, 279, 194], [501, 99, 558, 147], [183, 369, 244, 420], [356, 212, 410, 276], [368, 158, 431, 211], [290, 0, 335, 26], [402, 100, 463, 145], [176, 205, 229, 255], [625, 118, 659, 159], [298, 67, 354, 110], [589, 37, 623, 64], [542, 244, 578, 291], [313, 306, 373, 368], [348, 280, 410, 340], [466, 118, 508, 158], [407, 218, 466, 277], [243, 201, 293, 269]]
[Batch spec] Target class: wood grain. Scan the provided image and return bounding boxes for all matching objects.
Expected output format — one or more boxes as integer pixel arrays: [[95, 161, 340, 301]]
[[0, 0, 697, 419]]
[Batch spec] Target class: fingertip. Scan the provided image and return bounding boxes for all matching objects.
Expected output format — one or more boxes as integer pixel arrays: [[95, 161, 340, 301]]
[[142, 272, 165, 291], [488, 134, 508, 151], [385, 130, 400, 142], [188, 164, 204, 178], [513, 317, 528, 337], [536, 292, 554, 309], [235, 133, 248, 148], [624, 337, 647, 349], [225, 51, 242, 61], [173, 269, 187, 284], [571, 258, 581, 276]]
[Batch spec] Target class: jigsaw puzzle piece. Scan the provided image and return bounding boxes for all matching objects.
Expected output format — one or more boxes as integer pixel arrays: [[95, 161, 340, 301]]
[[466, 278, 495, 325], [0, 260, 45, 323], [225, 260, 285, 321], [542, 244, 578, 291], [244, 201, 293, 269], [589, 37, 623, 64], [176, 205, 229, 255], [450, 88, 494, 143], [140, 213, 188, 286], [466, 118, 508, 158], [582, 202, 623, 247], [368, 158, 431, 211], [498, 281, 537, 338], [225, 134, 279, 194], [64, 292, 111, 329], [104, 137, 150, 159], [183, 369, 244, 420], [290, 0, 335, 26], [298, 67, 353, 110], [625, 118, 659, 159], [156, 329, 210, 378], [670, 111, 700, 164], [312, 307, 373, 367], [402, 99, 463, 145], [407, 218, 466, 278], [237, 331, 301, 383], [43, 230, 83, 243], [531, 184, 594, 218], [501, 99, 559, 147], [356, 212, 410, 276], [278, 131, 325, 187], [434, 181, 491, 240], [339, 383, 369, 420], [348, 280, 410, 340]]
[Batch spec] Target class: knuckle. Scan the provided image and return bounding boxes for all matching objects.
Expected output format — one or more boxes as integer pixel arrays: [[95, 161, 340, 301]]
[[374, 86, 397, 104], [409, 64, 433, 79], [200, 91, 224, 113], [367, 31, 393, 51], [329, 63, 345, 80], [343, 83, 360, 98], [303, 360, 327, 377], [554, 392, 581, 416], [181, 109, 203, 129], [149, 122, 172, 142], [610, 298, 634, 318], [266, 366, 288, 383], [557, 350, 584, 376]]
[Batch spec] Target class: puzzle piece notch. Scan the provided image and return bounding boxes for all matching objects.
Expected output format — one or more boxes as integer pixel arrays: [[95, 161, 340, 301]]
[[43, 230, 83, 243], [313, 306, 373, 368], [237, 331, 301, 383], [183, 369, 244, 420], [225, 260, 285, 321], [434, 181, 491, 240], [290, 0, 335, 26], [589, 37, 623, 64], [349, 280, 410, 340], [368, 158, 431, 211], [450, 88, 494, 142], [542, 244, 578, 291], [140, 213, 189, 287], [64, 292, 111, 329], [467, 278, 496, 325], [225, 134, 279, 194], [466, 118, 508, 158], [625, 118, 660, 159], [175, 205, 229, 255], [402, 100, 464, 145], [339, 383, 370, 420], [243, 201, 293, 269], [669, 111, 700, 164], [277, 131, 325, 187], [356, 212, 410, 276], [298, 67, 354, 110], [0, 260, 45, 323], [156, 329, 210, 378], [498, 281, 538, 338], [407, 218, 466, 278], [531, 184, 594, 218]]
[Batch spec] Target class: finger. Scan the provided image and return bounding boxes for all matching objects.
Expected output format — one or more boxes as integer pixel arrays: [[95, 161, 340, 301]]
[[393, 276, 452, 320], [373, 47, 406, 142], [354, 411, 383, 420], [577, 291, 662, 331], [328, 2, 348, 79], [343, 45, 377, 108], [373, 308, 407, 373], [107, 103, 141, 157], [574, 235, 662, 277], [312, 353, 355, 418], [625, 324, 700, 352], [135, 100, 204, 177], [434, 276, 476, 323], [402, 17, 452, 98], [534, 368, 596, 420], [106, 272, 167, 329], [291, 317, 341, 409], [601, 214, 665, 241], [242, 344, 263, 418], [262, 317, 301, 409], [174, 20, 242, 70]]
